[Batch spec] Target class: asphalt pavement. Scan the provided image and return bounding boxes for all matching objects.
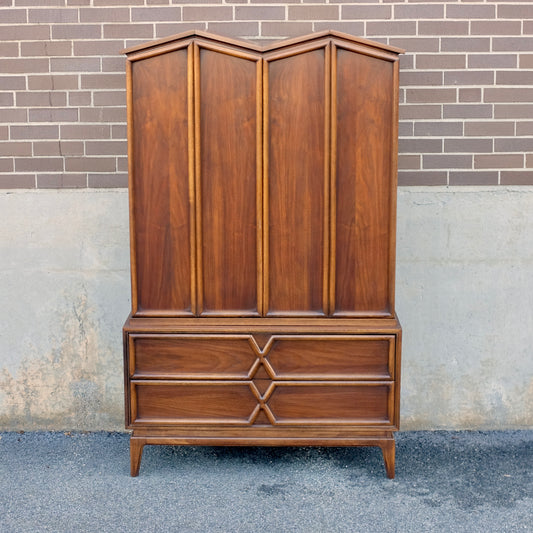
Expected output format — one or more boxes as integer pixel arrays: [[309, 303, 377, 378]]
[[0, 430, 531, 532]]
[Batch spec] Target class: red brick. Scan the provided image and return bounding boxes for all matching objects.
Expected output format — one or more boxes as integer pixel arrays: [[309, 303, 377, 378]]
[[85, 140, 127, 156], [444, 71, 494, 85], [494, 138, 533, 153], [0, 43, 19, 57], [416, 54, 466, 70], [400, 71, 442, 86], [441, 37, 490, 52], [471, 20, 521, 36], [468, 54, 517, 69], [459, 88, 482, 103], [449, 171, 498, 186], [0, 174, 36, 189], [28, 8, 78, 23], [419, 21, 469, 36], [368, 21, 416, 37], [520, 55, 533, 68], [65, 157, 116, 172], [498, 4, 533, 19], [500, 171, 533, 186], [399, 104, 442, 120], [33, 141, 84, 156], [88, 173, 129, 188], [494, 104, 533, 119], [399, 138, 442, 154], [406, 88, 456, 104], [0, 24, 50, 40], [444, 138, 492, 153], [443, 104, 493, 119], [398, 171, 447, 186], [341, 5, 390, 19], [236, 6, 285, 20], [485, 88, 532, 103], [10, 125, 59, 139], [183, 6, 232, 21], [493, 38, 533, 52], [28, 75, 78, 90], [446, 4, 495, 19], [52, 25, 101, 40], [0, 76, 26, 90], [61, 124, 111, 139], [394, 4, 443, 19], [496, 71, 533, 85], [29, 108, 78, 122], [16, 91, 67, 107], [15, 157, 63, 172], [0, 142, 32, 156], [0, 8, 27, 23], [474, 154, 523, 169], [398, 154, 420, 170], [414, 122, 463, 137], [0, 58, 49, 74], [37, 173, 87, 188], [103, 24, 154, 39], [80, 7, 130, 23], [262, 22, 314, 37], [464, 121, 514, 137], [131, 6, 182, 22], [423, 154, 472, 169]]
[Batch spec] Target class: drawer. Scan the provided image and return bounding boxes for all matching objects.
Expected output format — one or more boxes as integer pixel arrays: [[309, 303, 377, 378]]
[[264, 336, 395, 380], [128, 335, 257, 379], [128, 334, 396, 380]]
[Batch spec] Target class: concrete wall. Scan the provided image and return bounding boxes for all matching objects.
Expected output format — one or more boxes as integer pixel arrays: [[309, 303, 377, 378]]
[[0, 188, 532, 431]]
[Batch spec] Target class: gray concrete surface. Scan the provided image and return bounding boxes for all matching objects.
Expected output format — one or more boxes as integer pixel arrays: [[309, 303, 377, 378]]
[[1, 187, 533, 431], [0, 430, 531, 532]]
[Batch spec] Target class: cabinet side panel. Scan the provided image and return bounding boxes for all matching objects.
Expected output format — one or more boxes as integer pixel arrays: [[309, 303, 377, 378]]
[[198, 48, 259, 315], [131, 50, 192, 314], [334, 49, 393, 315], [267, 48, 326, 315]]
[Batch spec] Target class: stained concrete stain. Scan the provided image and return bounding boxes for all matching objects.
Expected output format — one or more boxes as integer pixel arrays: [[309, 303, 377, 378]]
[[0, 285, 123, 430]]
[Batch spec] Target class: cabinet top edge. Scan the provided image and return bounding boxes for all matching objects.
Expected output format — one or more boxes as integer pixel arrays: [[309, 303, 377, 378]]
[[122, 30, 404, 57]]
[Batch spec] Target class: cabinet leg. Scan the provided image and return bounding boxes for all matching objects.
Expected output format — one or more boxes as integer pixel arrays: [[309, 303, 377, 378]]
[[381, 440, 395, 479], [130, 438, 145, 477]]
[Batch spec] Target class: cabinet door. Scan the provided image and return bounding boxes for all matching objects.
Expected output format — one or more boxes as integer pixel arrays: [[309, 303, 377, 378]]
[[195, 44, 262, 316], [332, 43, 398, 316], [264, 42, 330, 316], [130, 46, 194, 316]]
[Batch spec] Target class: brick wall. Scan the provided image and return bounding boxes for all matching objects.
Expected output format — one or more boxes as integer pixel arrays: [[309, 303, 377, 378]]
[[0, 0, 532, 188]]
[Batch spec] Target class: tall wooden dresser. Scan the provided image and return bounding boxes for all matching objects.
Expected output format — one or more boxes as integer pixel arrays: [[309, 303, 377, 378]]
[[122, 30, 403, 477]]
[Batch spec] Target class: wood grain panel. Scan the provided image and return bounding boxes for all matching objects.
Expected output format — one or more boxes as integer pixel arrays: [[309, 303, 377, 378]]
[[197, 47, 260, 315], [131, 48, 193, 315], [334, 47, 394, 315], [266, 47, 327, 316], [267, 383, 392, 425], [266, 336, 393, 379], [131, 335, 257, 378], [133, 382, 258, 424]]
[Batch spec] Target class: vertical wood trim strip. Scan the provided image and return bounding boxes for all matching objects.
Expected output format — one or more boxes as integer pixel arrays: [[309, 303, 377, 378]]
[[126, 59, 138, 315], [256, 58, 264, 316], [187, 43, 197, 316], [388, 58, 400, 316], [329, 44, 338, 317], [323, 42, 331, 316], [193, 43, 203, 316], [262, 59, 270, 316]]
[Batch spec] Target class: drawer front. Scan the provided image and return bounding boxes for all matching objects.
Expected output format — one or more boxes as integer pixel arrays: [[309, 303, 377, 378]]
[[129, 335, 256, 378], [128, 334, 395, 380], [266, 382, 393, 425], [131, 381, 258, 425], [265, 336, 395, 380]]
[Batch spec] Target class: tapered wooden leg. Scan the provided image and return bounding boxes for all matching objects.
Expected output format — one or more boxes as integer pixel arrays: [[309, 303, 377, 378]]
[[130, 438, 145, 477], [381, 440, 395, 479]]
